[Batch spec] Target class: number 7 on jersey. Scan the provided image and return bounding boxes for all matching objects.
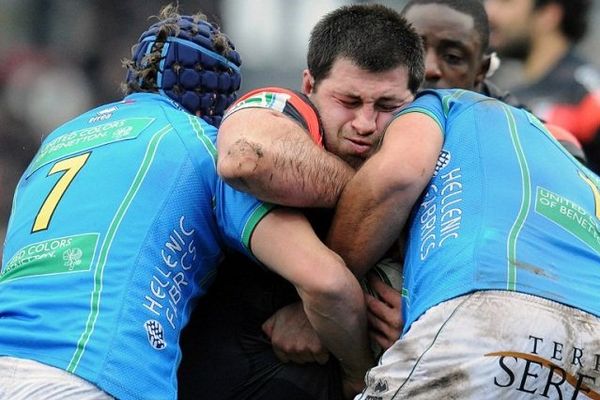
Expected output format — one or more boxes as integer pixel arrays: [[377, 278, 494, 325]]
[[32, 152, 91, 232]]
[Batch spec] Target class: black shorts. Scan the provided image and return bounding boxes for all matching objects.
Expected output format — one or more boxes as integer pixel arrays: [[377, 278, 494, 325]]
[[177, 252, 343, 400]]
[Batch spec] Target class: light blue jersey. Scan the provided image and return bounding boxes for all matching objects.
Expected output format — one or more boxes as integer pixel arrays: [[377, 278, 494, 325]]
[[0, 93, 273, 400], [399, 89, 600, 334]]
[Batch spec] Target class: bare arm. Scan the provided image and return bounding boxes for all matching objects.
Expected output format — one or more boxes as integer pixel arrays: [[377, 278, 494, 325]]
[[327, 112, 443, 276], [217, 108, 354, 207], [250, 208, 373, 391]]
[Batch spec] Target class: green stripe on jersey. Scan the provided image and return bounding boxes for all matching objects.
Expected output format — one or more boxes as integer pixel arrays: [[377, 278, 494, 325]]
[[67, 125, 172, 372], [503, 105, 532, 291], [441, 90, 466, 117], [402, 287, 410, 306], [188, 115, 217, 164], [396, 109, 444, 135], [241, 203, 275, 251]]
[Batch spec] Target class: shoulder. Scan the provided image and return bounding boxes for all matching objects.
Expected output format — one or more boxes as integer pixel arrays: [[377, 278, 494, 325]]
[[480, 80, 531, 111], [396, 89, 487, 130], [225, 87, 323, 146]]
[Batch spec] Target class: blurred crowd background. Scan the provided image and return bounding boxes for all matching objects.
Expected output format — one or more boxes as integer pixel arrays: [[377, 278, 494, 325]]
[[1, 0, 600, 255]]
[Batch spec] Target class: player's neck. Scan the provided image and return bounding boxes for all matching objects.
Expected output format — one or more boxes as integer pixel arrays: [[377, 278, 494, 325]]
[[524, 32, 570, 83]]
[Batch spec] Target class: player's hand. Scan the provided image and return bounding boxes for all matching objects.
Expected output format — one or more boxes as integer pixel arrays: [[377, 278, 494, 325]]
[[262, 301, 330, 365], [365, 272, 403, 351]]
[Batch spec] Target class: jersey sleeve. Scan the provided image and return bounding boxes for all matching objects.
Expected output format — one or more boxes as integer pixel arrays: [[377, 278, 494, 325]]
[[392, 89, 448, 136], [172, 112, 276, 261], [223, 87, 323, 147], [214, 178, 275, 260]]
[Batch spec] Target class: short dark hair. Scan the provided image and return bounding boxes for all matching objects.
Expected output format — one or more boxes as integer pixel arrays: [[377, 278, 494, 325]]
[[307, 4, 425, 94], [534, 0, 590, 43], [402, 0, 490, 54]]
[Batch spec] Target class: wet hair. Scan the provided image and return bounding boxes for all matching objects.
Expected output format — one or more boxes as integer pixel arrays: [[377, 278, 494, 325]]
[[402, 0, 490, 55], [307, 4, 425, 93], [122, 4, 241, 126], [534, 0, 590, 43]]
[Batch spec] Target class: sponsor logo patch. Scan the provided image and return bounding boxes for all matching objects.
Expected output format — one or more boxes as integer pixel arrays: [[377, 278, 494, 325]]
[[433, 150, 451, 176], [144, 319, 167, 350]]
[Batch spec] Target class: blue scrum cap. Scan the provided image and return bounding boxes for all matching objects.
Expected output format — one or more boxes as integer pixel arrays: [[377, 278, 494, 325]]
[[128, 15, 242, 126]]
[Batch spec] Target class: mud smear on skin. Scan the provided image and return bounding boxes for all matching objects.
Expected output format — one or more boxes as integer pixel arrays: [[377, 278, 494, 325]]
[[229, 138, 264, 171]]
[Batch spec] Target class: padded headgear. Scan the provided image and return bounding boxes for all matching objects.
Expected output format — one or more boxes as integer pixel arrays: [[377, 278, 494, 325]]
[[127, 16, 242, 127]]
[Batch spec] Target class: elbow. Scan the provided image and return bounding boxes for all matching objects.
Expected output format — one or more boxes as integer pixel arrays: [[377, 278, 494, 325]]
[[216, 156, 246, 189], [299, 253, 361, 312], [217, 138, 264, 184], [216, 152, 243, 183]]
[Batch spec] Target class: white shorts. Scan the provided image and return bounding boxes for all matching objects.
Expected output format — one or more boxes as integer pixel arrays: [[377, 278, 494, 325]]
[[357, 290, 600, 400], [0, 357, 114, 400]]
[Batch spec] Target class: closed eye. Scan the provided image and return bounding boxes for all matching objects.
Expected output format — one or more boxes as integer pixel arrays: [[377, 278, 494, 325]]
[[377, 104, 403, 113], [337, 97, 361, 108]]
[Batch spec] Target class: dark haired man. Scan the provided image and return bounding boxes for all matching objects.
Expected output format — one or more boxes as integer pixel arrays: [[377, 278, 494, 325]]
[[402, 0, 586, 163], [485, 0, 600, 171], [403, 0, 492, 93], [0, 5, 373, 400], [178, 4, 424, 400]]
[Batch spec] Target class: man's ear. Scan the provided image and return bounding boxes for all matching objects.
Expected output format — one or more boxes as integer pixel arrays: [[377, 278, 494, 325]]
[[301, 69, 315, 95], [475, 54, 492, 88], [534, 2, 563, 34]]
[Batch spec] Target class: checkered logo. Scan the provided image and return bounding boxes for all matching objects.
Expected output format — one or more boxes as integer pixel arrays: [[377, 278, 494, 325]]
[[433, 150, 451, 176], [144, 320, 167, 350]]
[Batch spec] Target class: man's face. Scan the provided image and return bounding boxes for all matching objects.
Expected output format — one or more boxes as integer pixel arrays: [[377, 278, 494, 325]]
[[404, 3, 486, 90], [485, 0, 534, 59], [302, 58, 413, 168]]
